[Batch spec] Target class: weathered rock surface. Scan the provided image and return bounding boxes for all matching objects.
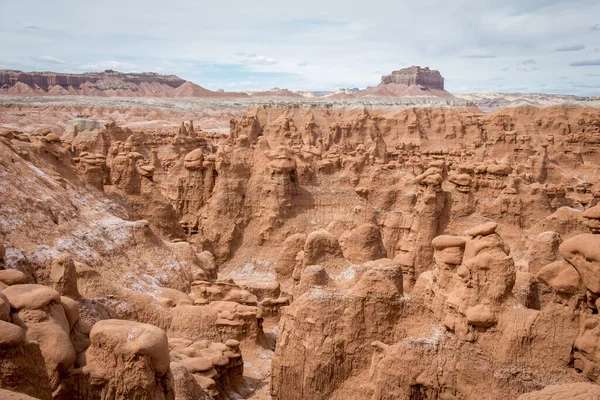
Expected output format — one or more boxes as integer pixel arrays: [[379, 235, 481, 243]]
[[1, 103, 600, 399], [381, 66, 445, 90]]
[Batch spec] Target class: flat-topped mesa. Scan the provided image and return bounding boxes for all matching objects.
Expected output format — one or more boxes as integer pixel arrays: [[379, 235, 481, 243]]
[[0, 69, 186, 91], [380, 66, 445, 90]]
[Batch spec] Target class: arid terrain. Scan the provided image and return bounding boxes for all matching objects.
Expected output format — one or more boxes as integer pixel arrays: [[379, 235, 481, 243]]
[[2, 67, 600, 400]]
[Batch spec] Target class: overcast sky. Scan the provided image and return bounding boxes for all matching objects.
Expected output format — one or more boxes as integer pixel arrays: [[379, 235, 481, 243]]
[[1, 0, 600, 95]]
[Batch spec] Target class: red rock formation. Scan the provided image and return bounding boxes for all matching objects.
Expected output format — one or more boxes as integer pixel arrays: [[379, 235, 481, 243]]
[[380, 66, 445, 90], [2, 103, 600, 399]]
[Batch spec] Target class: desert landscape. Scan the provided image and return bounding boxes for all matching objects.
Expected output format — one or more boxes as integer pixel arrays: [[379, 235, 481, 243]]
[[1, 64, 600, 399], [2, 0, 600, 395]]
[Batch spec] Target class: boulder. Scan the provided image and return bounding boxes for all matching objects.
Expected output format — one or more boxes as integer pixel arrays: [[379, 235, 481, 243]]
[[560, 234, 600, 293], [466, 222, 498, 237], [0, 269, 26, 286], [0, 320, 25, 348]]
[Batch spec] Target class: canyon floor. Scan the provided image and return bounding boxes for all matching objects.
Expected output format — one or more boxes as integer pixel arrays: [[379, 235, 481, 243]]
[[2, 96, 600, 400]]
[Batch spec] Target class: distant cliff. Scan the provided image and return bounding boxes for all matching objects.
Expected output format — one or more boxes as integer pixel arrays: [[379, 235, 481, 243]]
[[0, 69, 254, 98], [380, 66, 445, 90], [0, 69, 186, 91]]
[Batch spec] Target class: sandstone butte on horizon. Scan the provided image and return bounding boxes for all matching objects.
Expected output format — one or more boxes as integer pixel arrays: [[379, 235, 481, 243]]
[[2, 62, 600, 400]]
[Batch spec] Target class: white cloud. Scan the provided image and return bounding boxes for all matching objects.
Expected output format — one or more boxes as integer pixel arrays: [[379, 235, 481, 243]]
[[76, 61, 139, 72], [520, 59, 537, 65], [555, 45, 585, 52], [242, 55, 278, 66], [30, 55, 67, 64], [570, 59, 600, 67], [461, 54, 498, 59]]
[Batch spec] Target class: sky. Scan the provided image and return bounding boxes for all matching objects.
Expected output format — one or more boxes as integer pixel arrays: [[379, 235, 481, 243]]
[[1, 0, 600, 95]]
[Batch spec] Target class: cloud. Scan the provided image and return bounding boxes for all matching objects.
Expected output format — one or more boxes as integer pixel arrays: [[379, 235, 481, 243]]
[[76, 61, 139, 72], [30, 55, 67, 64], [242, 55, 277, 66], [460, 54, 497, 59], [570, 59, 600, 66], [488, 76, 505, 81], [586, 73, 600, 76], [224, 81, 259, 87], [555, 45, 585, 52], [572, 83, 600, 89], [2, 0, 600, 94], [297, 61, 309, 67], [520, 59, 537, 65]]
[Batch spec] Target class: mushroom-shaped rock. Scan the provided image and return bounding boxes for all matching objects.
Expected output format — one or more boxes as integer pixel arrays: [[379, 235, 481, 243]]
[[3, 284, 75, 386], [421, 173, 443, 186], [88, 319, 171, 375], [338, 224, 386, 264], [583, 204, 600, 233], [303, 230, 343, 266], [466, 222, 498, 237], [432, 235, 467, 250], [268, 146, 297, 173], [184, 149, 204, 170], [50, 254, 80, 298], [137, 164, 155, 177], [449, 173, 473, 187], [415, 167, 442, 183], [560, 234, 600, 293], [0, 269, 27, 286], [2, 284, 60, 310], [432, 235, 467, 265]]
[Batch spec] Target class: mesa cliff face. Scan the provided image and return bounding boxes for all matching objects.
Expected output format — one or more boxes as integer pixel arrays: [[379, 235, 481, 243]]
[[1, 103, 600, 399], [0, 70, 186, 91], [0, 70, 250, 98], [381, 66, 445, 90]]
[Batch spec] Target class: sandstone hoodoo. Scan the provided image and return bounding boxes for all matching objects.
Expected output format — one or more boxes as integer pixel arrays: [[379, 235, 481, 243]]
[[1, 55, 600, 400]]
